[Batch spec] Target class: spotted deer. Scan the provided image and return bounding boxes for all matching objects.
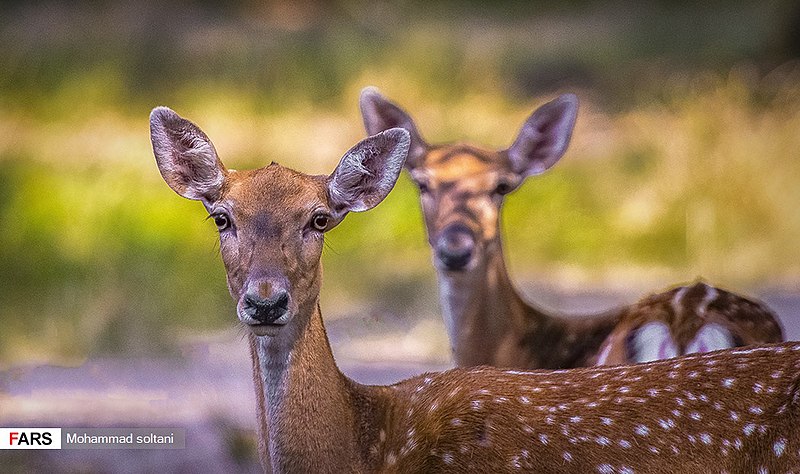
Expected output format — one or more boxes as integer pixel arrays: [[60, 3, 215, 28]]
[[359, 88, 783, 369], [151, 106, 800, 473]]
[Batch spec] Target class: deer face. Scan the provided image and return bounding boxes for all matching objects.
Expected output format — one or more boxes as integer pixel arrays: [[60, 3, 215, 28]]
[[150, 107, 409, 336], [405, 144, 520, 272], [360, 88, 579, 273]]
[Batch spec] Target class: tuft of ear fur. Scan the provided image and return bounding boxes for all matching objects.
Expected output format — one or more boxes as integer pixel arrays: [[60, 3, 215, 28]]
[[359, 87, 427, 169], [149, 106, 227, 201], [505, 94, 578, 177], [327, 128, 410, 217]]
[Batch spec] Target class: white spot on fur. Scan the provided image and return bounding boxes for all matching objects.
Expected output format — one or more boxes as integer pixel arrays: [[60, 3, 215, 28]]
[[634, 424, 650, 436], [774, 438, 786, 457], [658, 418, 676, 430], [671, 286, 689, 314]]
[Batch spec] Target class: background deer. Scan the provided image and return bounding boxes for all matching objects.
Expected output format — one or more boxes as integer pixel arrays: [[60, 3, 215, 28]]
[[151, 106, 800, 473], [360, 88, 783, 369]]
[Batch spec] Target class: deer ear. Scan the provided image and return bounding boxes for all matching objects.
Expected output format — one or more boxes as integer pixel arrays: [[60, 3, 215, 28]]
[[359, 87, 427, 170], [505, 93, 578, 177], [327, 128, 410, 218], [149, 106, 227, 202]]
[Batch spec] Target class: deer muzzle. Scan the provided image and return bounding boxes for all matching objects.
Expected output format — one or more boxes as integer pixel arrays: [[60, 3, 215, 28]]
[[434, 223, 476, 271], [238, 284, 291, 336]]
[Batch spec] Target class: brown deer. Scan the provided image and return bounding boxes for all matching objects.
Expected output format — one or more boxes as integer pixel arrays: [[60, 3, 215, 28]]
[[151, 106, 800, 473], [360, 88, 783, 369]]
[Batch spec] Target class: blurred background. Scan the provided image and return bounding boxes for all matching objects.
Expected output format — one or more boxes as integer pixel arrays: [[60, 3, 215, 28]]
[[1, 0, 799, 470]]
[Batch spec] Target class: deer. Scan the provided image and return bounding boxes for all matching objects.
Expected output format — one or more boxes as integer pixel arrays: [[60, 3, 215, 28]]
[[150, 106, 800, 473], [359, 87, 784, 369]]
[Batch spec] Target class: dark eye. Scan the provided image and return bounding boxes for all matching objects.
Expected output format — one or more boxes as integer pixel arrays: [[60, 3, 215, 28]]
[[417, 182, 430, 194], [494, 181, 514, 196], [311, 214, 330, 232], [212, 213, 231, 231]]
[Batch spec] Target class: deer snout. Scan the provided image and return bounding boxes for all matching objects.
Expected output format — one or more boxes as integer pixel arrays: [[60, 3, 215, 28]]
[[244, 291, 289, 324], [238, 281, 292, 335], [435, 224, 476, 271]]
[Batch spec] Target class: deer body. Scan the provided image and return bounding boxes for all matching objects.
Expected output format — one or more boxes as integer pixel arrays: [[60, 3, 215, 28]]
[[250, 282, 800, 473], [360, 89, 783, 369]]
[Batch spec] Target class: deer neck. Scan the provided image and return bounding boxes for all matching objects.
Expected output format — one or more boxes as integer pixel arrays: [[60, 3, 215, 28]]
[[436, 238, 548, 367], [436, 238, 621, 369], [249, 300, 369, 473]]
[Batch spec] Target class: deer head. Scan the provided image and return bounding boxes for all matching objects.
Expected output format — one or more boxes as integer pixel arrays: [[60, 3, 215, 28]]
[[361, 87, 577, 273], [150, 106, 410, 338]]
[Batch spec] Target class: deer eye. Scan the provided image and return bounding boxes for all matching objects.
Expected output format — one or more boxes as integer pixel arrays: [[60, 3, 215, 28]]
[[493, 181, 514, 196], [212, 212, 231, 231], [416, 182, 430, 194], [311, 214, 330, 232]]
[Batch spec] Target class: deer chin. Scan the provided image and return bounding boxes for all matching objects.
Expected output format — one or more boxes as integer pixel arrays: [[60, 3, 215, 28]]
[[433, 251, 481, 274], [246, 322, 286, 337]]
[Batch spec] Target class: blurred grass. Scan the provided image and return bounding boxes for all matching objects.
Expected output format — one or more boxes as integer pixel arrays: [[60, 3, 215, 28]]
[[1, 1, 799, 364]]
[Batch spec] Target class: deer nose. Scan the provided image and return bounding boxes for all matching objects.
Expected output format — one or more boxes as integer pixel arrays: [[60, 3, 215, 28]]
[[435, 224, 475, 271], [242, 290, 290, 325]]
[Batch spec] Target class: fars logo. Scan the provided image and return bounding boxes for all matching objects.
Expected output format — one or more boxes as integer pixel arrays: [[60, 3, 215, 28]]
[[0, 428, 61, 449]]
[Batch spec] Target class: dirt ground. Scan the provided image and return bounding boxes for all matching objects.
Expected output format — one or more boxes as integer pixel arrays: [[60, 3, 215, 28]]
[[1, 289, 797, 473]]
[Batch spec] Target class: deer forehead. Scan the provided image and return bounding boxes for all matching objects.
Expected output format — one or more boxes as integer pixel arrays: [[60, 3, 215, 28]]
[[223, 165, 328, 218], [422, 146, 508, 185]]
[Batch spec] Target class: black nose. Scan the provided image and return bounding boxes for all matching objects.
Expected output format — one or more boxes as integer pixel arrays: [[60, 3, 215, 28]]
[[435, 224, 475, 271], [243, 290, 290, 324]]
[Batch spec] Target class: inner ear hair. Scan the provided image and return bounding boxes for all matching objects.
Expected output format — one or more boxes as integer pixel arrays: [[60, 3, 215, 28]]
[[150, 106, 227, 201]]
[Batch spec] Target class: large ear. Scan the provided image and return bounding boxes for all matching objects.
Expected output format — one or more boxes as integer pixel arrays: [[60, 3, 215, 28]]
[[327, 128, 410, 218], [359, 87, 427, 169], [504, 93, 578, 177], [149, 106, 227, 202]]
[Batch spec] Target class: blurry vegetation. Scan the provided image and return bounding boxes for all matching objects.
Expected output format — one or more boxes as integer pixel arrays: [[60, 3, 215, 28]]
[[1, 0, 799, 364]]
